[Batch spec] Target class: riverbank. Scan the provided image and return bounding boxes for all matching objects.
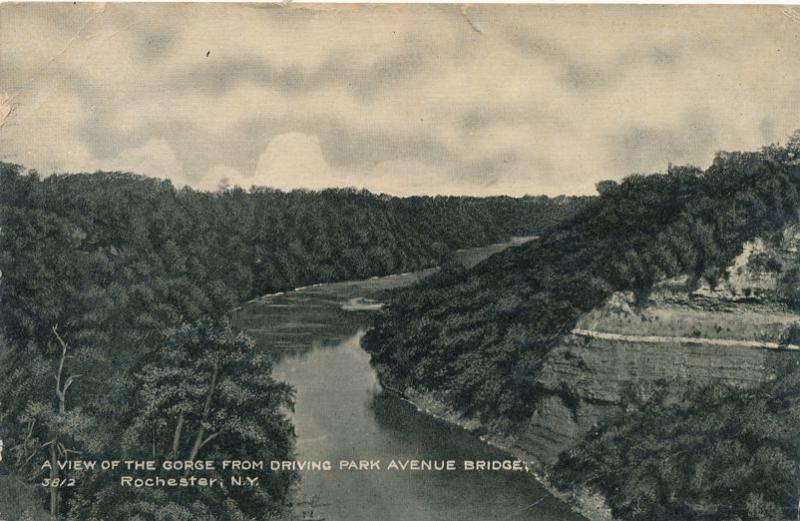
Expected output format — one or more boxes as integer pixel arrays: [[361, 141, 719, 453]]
[[377, 381, 613, 521], [234, 236, 585, 520]]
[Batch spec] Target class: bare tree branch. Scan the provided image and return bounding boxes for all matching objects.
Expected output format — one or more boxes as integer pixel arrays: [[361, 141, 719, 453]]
[[198, 431, 221, 450]]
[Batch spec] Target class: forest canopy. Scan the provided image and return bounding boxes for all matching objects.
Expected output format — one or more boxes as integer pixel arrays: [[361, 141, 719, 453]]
[[0, 164, 580, 520], [364, 136, 800, 423], [363, 133, 800, 521]]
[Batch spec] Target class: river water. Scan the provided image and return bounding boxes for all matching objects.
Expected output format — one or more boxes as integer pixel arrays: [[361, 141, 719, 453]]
[[233, 241, 585, 521]]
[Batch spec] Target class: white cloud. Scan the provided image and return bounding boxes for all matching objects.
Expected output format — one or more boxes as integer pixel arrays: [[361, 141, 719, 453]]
[[0, 92, 96, 175], [251, 132, 348, 191], [198, 133, 462, 196], [1, 5, 799, 196], [94, 138, 185, 182], [366, 159, 451, 196], [198, 164, 248, 191]]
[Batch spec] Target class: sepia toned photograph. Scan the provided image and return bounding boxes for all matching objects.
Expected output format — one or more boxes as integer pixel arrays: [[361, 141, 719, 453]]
[[1, 3, 799, 520]]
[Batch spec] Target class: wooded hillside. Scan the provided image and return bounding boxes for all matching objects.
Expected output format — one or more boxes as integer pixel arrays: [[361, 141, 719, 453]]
[[363, 133, 800, 521], [0, 164, 583, 520]]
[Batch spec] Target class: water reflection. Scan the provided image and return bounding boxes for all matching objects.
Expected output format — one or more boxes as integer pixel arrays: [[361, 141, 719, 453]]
[[233, 269, 585, 521]]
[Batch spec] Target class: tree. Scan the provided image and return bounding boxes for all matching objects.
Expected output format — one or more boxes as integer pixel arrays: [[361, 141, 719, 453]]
[[788, 129, 800, 156], [107, 319, 297, 520], [595, 179, 618, 195], [3, 326, 101, 517], [552, 363, 800, 521], [0, 161, 584, 519]]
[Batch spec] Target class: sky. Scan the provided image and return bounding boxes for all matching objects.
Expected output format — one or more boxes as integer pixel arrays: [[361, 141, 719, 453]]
[[1, 4, 799, 196]]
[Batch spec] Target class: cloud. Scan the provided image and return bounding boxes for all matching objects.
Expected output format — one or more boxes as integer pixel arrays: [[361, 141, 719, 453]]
[[95, 138, 185, 182], [199, 164, 248, 191], [252, 132, 345, 191], [199, 132, 476, 196], [170, 49, 423, 101], [0, 90, 96, 174], [1, 4, 799, 196], [612, 113, 720, 176]]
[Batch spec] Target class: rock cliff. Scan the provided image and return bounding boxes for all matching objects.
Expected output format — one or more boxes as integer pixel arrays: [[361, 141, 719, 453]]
[[515, 226, 800, 467], [375, 223, 800, 520]]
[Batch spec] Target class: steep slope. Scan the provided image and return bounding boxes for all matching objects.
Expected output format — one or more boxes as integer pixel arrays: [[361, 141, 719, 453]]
[[0, 165, 585, 520], [365, 145, 800, 424], [523, 225, 800, 462], [363, 138, 800, 520]]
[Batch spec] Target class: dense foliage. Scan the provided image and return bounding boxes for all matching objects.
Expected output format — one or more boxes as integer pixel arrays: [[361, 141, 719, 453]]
[[72, 321, 297, 521], [363, 132, 800, 520], [364, 137, 800, 425], [0, 165, 579, 519], [553, 359, 800, 521], [0, 167, 583, 350]]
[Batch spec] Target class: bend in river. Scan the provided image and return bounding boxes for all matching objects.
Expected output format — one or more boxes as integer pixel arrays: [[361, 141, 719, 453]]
[[233, 238, 586, 521]]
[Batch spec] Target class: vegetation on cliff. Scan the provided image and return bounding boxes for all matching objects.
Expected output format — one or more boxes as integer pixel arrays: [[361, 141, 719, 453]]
[[0, 164, 580, 520], [363, 132, 800, 519], [364, 133, 800, 423], [553, 359, 800, 521]]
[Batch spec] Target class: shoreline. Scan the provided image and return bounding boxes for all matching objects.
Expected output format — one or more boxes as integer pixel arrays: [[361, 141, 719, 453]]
[[378, 380, 613, 521]]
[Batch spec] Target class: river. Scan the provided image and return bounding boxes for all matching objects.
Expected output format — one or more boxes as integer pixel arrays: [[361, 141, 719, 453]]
[[233, 239, 586, 521]]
